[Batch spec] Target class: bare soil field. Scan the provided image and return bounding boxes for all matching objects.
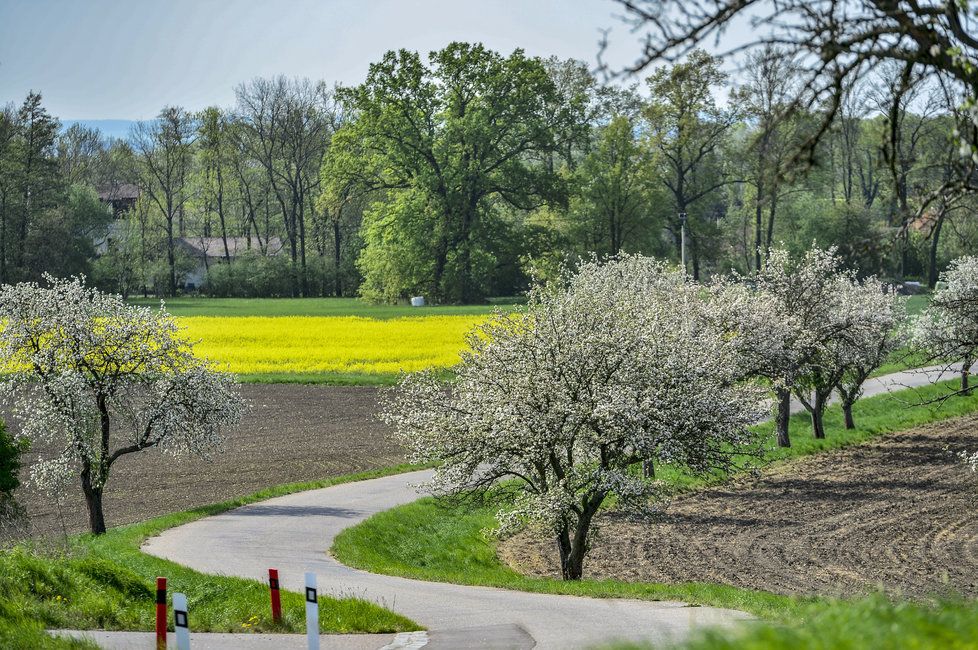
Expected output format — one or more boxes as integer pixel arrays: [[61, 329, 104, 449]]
[[501, 415, 978, 599], [10, 385, 400, 538]]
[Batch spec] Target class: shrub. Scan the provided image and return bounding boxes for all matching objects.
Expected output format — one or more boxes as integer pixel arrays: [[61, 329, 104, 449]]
[[0, 421, 24, 500]]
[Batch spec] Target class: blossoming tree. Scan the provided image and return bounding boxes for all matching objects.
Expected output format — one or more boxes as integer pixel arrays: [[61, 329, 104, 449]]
[[712, 246, 898, 445], [793, 275, 905, 438], [384, 256, 765, 580], [0, 276, 243, 534], [915, 256, 978, 396], [834, 281, 906, 429]]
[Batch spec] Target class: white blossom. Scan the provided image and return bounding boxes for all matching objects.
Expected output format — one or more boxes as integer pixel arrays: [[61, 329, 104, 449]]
[[914, 256, 978, 394]]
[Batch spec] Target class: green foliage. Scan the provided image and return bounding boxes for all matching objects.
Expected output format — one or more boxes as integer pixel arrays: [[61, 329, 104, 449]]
[[0, 420, 24, 499], [571, 115, 660, 255], [328, 43, 578, 303], [202, 253, 295, 297], [332, 380, 978, 614]]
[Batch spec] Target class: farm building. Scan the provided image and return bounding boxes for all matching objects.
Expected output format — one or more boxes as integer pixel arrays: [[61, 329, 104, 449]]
[[93, 183, 141, 254], [97, 183, 140, 217], [176, 236, 285, 289]]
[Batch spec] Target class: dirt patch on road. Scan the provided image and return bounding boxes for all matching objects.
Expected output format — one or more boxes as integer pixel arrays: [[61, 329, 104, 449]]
[[10, 385, 401, 538], [501, 415, 978, 599]]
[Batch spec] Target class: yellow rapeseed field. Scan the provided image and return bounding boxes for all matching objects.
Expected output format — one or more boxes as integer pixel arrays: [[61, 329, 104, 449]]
[[179, 315, 487, 375]]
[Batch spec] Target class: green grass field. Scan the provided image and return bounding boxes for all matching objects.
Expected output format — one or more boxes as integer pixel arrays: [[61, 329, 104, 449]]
[[128, 296, 514, 318], [331, 380, 978, 621], [0, 466, 424, 649]]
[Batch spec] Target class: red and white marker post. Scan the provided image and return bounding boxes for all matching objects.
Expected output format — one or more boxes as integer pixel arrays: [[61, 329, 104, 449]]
[[268, 568, 282, 623], [155, 576, 167, 650]]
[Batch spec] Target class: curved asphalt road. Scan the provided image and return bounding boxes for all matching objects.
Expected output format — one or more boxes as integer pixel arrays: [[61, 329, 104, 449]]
[[138, 364, 971, 650]]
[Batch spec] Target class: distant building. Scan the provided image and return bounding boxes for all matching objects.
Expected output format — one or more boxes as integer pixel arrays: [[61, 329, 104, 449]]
[[97, 183, 140, 217], [94, 183, 141, 254], [176, 236, 285, 290]]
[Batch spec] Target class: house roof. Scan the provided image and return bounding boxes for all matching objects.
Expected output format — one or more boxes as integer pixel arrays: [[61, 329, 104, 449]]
[[97, 183, 141, 201], [176, 236, 285, 259]]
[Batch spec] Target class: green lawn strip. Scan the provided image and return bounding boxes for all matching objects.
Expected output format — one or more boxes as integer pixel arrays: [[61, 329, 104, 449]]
[[870, 346, 934, 377], [0, 464, 425, 643], [127, 297, 517, 318], [600, 595, 978, 650], [332, 380, 978, 621]]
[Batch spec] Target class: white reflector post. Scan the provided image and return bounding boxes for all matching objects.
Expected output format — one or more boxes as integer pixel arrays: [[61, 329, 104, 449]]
[[305, 572, 319, 650], [173, 592, 190, 650]]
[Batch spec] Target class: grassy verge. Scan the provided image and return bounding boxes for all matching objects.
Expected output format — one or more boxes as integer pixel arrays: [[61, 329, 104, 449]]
[[602, 596, 978, 649], [0, 465, 425, 648], [331, 380, 978, 620], [870, 347, 933, 377]]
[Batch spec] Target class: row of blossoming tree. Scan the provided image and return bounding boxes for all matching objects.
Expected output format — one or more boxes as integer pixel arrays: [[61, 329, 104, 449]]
[[387, 246, 978, 580]]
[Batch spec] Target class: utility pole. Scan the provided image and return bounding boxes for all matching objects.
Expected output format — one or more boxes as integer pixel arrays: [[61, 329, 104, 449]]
[[679, 211, 688, 273]]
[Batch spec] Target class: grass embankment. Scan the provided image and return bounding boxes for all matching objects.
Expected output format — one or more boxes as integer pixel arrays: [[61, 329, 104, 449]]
[[332, 379, 978, 622], [603, 596, 978, 650], [0, 465, 424, 649]]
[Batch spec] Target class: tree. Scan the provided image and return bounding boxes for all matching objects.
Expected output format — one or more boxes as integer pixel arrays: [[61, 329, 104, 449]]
[[234, 77, 333, 296], [384, 255, 764, 579], [915, 256, 978, 395], [611, 0, 978, 200], [572, 114, 655, 254], [0, 276, 243, 534], [197, 107, 233, 264], [644, 50, 737, 279], [6, 93, 61, 281], [835, 284, 906, 429], [734, 46, 804, 271], [329, 43, 573, 303], [793, 275, 904, 437], [716, 245, 863, 446], [132, 107, 197, 295], [57, 123, 105, 186]]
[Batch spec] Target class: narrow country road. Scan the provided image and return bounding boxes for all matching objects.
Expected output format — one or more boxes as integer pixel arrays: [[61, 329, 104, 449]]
[[141, 469, 746, 649], [132, 364, 968, 650]]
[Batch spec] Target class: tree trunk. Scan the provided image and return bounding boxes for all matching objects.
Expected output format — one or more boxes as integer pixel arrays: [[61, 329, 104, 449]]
[[927, 210, 945, 289], [0, 188, 6, 284], [642, 459, 655, 479], [80, 465, 106, 535], [963, 358, 973, 397], [217, 165, 230, 263], [332, 218, 343, 297], [811, 392, 826, 439], [842, 401, 856, 430], [166, 201, 177, 296], [775, 387, 791, 448]]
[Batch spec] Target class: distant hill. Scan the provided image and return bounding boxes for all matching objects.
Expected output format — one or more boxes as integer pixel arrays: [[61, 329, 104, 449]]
[[61, 119, 139, 141]]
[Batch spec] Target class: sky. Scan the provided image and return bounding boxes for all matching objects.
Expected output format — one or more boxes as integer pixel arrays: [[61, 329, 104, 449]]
[[0, 0, 680, 121]]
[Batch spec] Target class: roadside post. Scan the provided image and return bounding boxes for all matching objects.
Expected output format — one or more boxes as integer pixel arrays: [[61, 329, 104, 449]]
[[269, 568, 282, 622], [155, 577, 167, 650], [173, 592, 190, 650], [305, 572, 320, 650]]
